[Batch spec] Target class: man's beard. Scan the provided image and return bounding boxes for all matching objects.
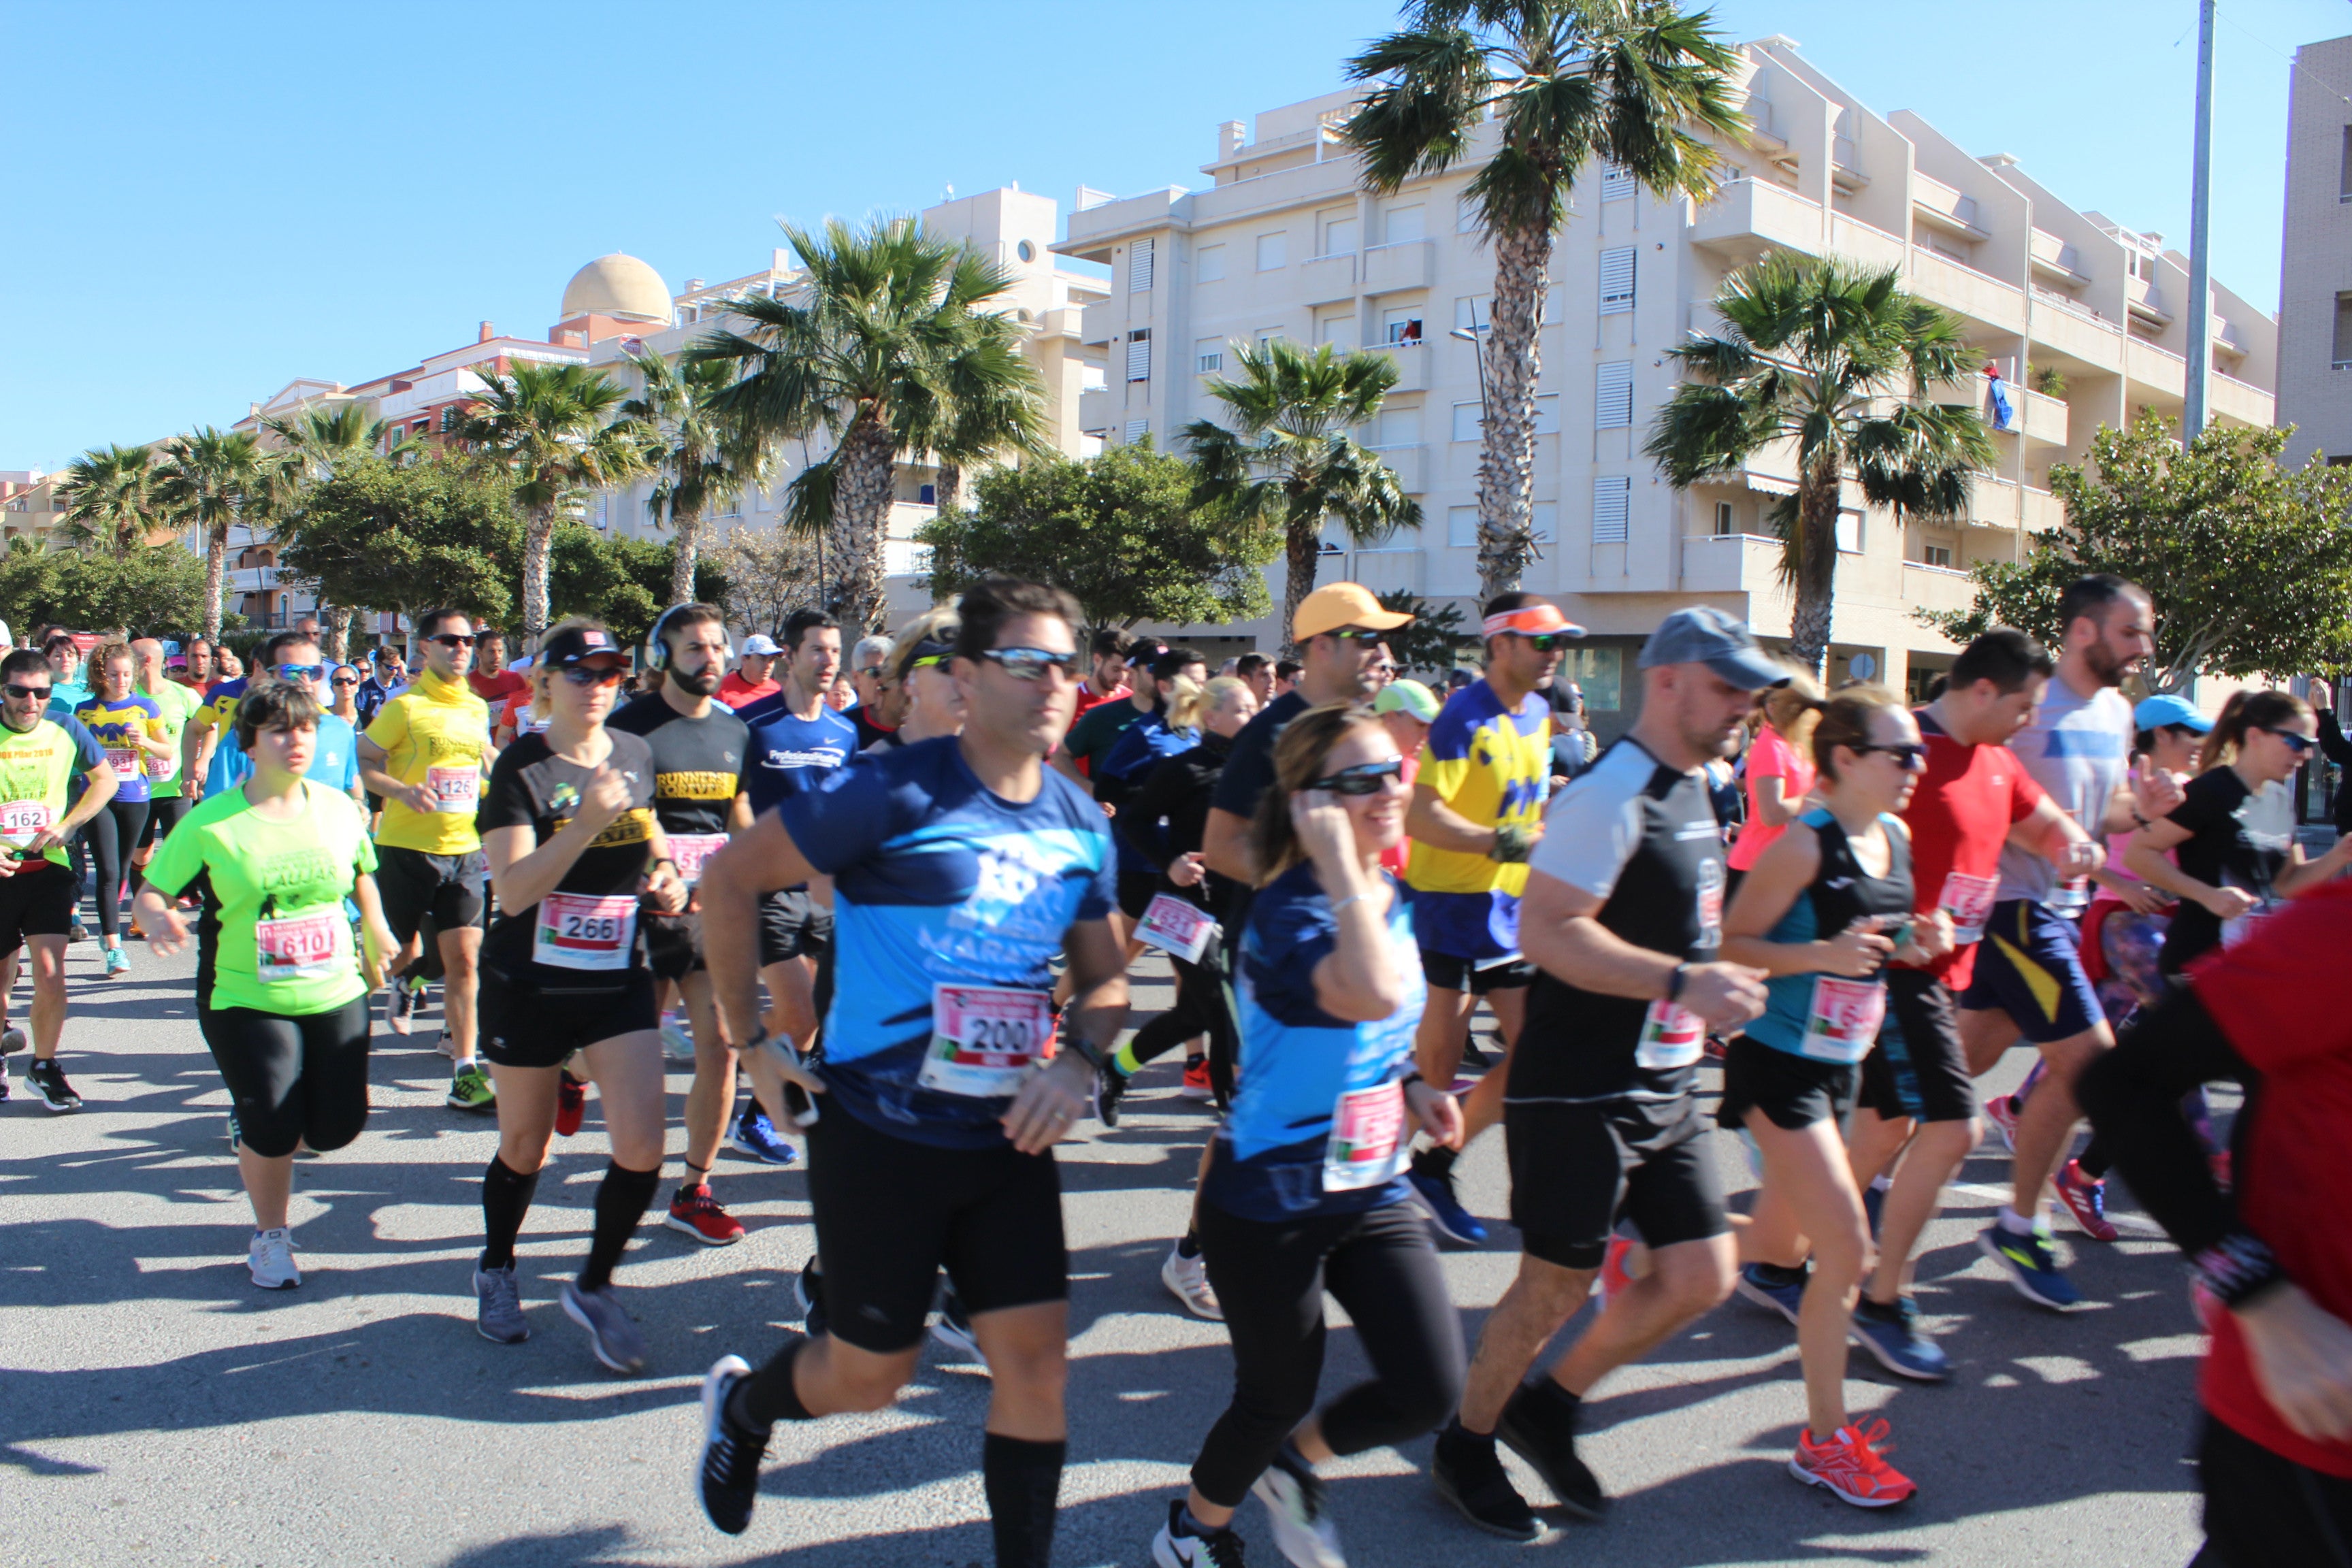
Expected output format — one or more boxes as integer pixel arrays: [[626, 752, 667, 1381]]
[[668, 664, 721, 698], [2083, 637, 2130, 688]]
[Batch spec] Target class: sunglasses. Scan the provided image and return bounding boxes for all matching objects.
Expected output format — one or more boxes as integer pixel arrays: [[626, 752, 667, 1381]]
[[1855, 742, 1930, 770], [4, 683, 50, 701], [1510, 633, 1577, 653], [1307, 758, 1406, 796], [276, 664, 328, 683], [2264, 728, 2318, 755], [981, 647, 1079, 682], [557, 662, 627, 688], [1320, 629, 1387, 647], [428, 634, 476, 648], [331, 675, 361, 687], [858, 665, 885, 680]]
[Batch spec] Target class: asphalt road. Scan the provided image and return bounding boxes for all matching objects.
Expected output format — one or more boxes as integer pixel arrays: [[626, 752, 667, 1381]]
[[1, 935, 2210, 1567]]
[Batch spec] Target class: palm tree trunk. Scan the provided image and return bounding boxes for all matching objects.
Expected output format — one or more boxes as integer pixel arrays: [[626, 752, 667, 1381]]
[[1279, 515, 1324, 658], [202, 525, 228, 640], [325, 604, 353, 664], [936, 461, 962, 513], [1788, 478, 1841, 676], [1473, 221, 1552, 599], [835, 420, 900, 634], [670, 508, 702, 607], [521, 503, 555, 643]]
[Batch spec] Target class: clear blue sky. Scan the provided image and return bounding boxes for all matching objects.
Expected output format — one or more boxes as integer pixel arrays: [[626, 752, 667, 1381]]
[[3, 0, 2345, 471]]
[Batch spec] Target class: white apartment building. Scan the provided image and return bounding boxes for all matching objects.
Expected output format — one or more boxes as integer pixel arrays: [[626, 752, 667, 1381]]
[[1056, 35, 2276, 717], [2276, 34, 2352, 468]]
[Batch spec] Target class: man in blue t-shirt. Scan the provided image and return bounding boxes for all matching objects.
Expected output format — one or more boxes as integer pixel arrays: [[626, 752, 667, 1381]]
[[694, 578, 1126, 1563], [199, 634, 362, 802]]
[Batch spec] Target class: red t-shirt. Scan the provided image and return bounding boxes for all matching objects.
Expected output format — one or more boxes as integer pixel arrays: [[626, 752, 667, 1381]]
[[717, 672, 779, 709], [2189, 879, 2352, 1478], [1897, 709, 2044, 990], [1073, 681, 1128, 721], [469, 669, 529, 704]]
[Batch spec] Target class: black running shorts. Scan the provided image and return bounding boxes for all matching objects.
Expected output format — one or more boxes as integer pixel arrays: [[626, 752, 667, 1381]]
[[1504, 1098, 1727, 1271], [1859, 968, 1978, 1125], [1716, 1036, 1860, 1133], [0, 862, 78, 949], [757, 889, 832, 967], [376, 845, 487, 942], [202, 997, 372, 1159], [645, 911, 702, 982], [1420, 951, 1535, 994], [478, 968, 661, 1069]]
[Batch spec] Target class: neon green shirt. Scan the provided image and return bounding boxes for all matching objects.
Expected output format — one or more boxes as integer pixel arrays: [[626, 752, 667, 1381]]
[[0, 717, 95, 868], [140, 680, 203, 798]]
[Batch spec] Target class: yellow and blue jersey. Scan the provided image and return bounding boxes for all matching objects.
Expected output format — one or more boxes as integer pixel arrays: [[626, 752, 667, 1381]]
[[1405, 677, 1550, 960]]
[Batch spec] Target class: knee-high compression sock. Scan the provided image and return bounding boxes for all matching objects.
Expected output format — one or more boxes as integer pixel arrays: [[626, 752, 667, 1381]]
[[732, 1335, 815, 1429], [983, 1433, 1066, 1568], [578, 1162, 661, 1291], [480, 1156, 541, 1271]]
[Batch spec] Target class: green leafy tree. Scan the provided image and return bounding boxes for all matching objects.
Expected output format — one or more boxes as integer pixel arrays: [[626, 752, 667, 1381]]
[[152, 426, 264, 639], [0, 538, 217, 636], [262, 403, 419, 478], [1183, 340, 1421, 653], [917, 442, 1279, 631], [54, 444, 160, 556], [1375, 589, 1477, 674], [274, 459, 519, 657], [1646, 253, 1995, 674], [1345, 0, 1745, 596], [539, 527, 731, 650], [621, 351, 764, 608], [1917, 414, 2352, 693]]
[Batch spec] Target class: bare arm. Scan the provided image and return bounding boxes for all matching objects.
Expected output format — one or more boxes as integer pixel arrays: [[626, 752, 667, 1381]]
[[1404, 780, 1505, 856], [1720, 824, 1895, 979], [702, 809, 826, 1049], [355, 735, 433, 815], [2124, 818, 2252, 919], [1750, 772, 1798, 830], [1520, 866, 1768, 1028], [2010, 793, 2100, 874], [480, 762, 638, 915], [1000, 913, 1130, 1154]]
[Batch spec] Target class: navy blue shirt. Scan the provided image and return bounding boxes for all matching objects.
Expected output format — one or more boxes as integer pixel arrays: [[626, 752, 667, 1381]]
[[741, 692, 858, 817]]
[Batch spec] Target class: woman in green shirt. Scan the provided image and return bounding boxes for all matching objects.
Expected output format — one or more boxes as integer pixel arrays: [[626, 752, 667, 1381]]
[[135, 678, 396, 1291]]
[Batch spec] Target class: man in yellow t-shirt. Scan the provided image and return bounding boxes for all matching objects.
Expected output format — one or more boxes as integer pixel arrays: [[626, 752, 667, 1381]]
[[358, 608, 497, 1111]]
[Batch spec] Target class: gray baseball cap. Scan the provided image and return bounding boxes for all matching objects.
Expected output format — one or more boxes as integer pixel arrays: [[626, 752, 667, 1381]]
[[1637, 606, 1788, 690]]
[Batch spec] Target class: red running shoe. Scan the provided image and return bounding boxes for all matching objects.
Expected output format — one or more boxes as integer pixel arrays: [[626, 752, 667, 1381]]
[[1181, 1058, 1213, 1100], [2055, 1158, 2119, 1243], [1598, 1234, 1637, 1308], [555, 1071, 587, 1138], [1983, 1092, 2020, 1152], [666, 1184, 745, 1246], [1790, 1420, 1916, 1508]]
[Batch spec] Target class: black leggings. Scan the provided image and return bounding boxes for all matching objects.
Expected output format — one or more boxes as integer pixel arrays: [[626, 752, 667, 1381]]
[[1129, 952, 1224, 1070], [201, 996, 373, 1159], [1189, 1197, 1465, 1509], [84, 798, 150, 939], [2194, 1412, 2352, 1566], [137, 794, 189, 852]]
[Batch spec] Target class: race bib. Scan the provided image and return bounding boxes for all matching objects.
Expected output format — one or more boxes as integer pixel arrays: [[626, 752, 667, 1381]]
[[1134, 893, 1216, 964], [255, 911, 342, 985], [425, 765, 479, 815], [1938, 871, 1999, 944], [1696, 856, 1726, 947], [1798, 975, 1886, 1064], [106, 747, 140, 783], [668, 833, 728, 888], [919, 984, 1055, 1098], [1635, 999, 1706, 1071], [532, 892, 637, 971], [1323, 1080, 1409, 1192], [0, 800, 52, 847], [145, 748, 175, 780]]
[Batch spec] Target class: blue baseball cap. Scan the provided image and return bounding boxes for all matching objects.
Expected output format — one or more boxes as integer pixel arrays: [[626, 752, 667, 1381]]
[[2134, 694, 2212, 734]]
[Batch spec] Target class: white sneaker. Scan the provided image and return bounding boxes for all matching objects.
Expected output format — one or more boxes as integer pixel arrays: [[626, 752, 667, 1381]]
[[1161, 1242, 1223, 1321], [660, 1012, 696, 1063], [1252, 1452, 1346, 1568], [248, 1228, 300, 1290]]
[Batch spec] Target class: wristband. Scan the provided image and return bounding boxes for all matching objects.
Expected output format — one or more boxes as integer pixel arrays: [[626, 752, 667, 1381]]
[[1667, 962, 1690, 1002], [2196, 1229, 2288, 1309], [1490, 823, 1536, 864], [2131, 809, 2152, 830], [1058, 1032, 1105, 1073], [1400, 1071, 1426, 1091]]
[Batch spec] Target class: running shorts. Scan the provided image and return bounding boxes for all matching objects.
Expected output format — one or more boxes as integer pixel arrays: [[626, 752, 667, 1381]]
[[1420, 951, 1535, 994], [1116, 870, 1159, 924], [1503, 1099, 1727, 1271], [376, 845, 487, 941], [0, 862, 79, 949], [201, 997, 372, 1160], [757, 889, 832, 967], [645, 911, 702, 982], [1959, 899, 2104, 1045], [478, 968, 660, 1069], [1860, 967, 1977, 1124], [1716, 1036, 1859, 1132], [805, 1102, 1067, 1354]]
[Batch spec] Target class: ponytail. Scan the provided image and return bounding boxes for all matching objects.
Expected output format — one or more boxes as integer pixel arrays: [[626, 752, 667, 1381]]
[[2205, 689, 2308, 768], [1763, 668, 1824, 755]]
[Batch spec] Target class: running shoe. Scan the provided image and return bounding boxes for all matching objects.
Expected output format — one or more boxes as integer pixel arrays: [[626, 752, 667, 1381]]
[[930, 1283, 985, 1367], [667, 1185, 746, 1247], [69, 919, 88, 943], [1430, 1423, 1539, 1541], [1597, 1235, 1637, 1309], [1977, 1222, 2083, 1311], [1983, 1092, 2020, 1153], [434, 1031, 456, 1060], [698, 1354, 768, 1536], [0, 1068, 10, 1104], [2210, 1149, 2233, 1192], [794, 1257, 828, 1339], [1497, 1382, 1603, 1520], [1097, 1063, 1133, 1128], [555, 1071, 587, 1137], [660, 1011, 696, 1063], [248, 1227, 300, 1290], [1461, 1039, 1493, 1071], [1850, 1294, 1949, 1382], [225, 1111, 241, 1150], [1735, 1262, 1809, 1327], [1250, 1446, 1345, 1568], [385, 973, 425, 1034], [1407, 1161, 1488, 1247], [1788, 1419, 1916, 1507], [1162, 1241, 1223, 1321], [727, 1105, 798, 1166], [446, 1063, 495, 1112], [562, 1279, 649, 1373], [102, 945, 128, 977], [0, 1025, 24, 1055], [473, 1263, 530, 1343], [25, 1058, 79, 1112], [1152, 1499, 1249, 1567], [2055, 1158, 2120, 1243], [1180, 1058, 1213, 1100]]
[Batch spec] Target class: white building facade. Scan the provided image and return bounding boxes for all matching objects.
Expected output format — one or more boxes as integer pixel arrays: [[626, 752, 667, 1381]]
[[2276, 33, 2352, 468]]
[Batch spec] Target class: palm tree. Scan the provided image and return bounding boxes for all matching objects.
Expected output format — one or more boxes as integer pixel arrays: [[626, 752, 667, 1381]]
[[621, 351, 764, 608], [262, 402, 418, 480], [153, 427, 263, 639], [1646, 253, 1996, 674], [1345, 0, 1746, 597], [1183, 339, 1422, 653], [448, 361, 652, 642], [688, 216, 1048, 632], [55, 444, 159, 555]]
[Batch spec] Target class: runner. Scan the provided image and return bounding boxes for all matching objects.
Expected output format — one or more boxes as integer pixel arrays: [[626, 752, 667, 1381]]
[[1431, 606, 1774, 1540], [1235, 653, 1273, 707], [201, 634, 362, 804], [354, 646, 405, 728], [357, 608, 496, 1111], [467, 629, 528, 708], [468, 619, 684, 1369], [1152, 704, 1466, 1568], [693, 577, 1126, 1568], [133, 678, 394, 1290], [127, 637, 201, 895], [0, 647, 119, 1111], [717, 634, 782, 710], [1401, 591, 1578, 1246], [846, 634, 896, 748], [1054, 639, 1166, 785], [1075, 628, 1132, 719], [1727, 672, 1823, 884], [866, 608, 962, 751], [73, 642, 170, 975], [1369, 680, 1437, 879], [1720, 684, 1944, 1505]]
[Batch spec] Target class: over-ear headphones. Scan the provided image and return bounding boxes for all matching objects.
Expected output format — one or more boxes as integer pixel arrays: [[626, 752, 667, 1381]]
[[646, 604, 732, 672]]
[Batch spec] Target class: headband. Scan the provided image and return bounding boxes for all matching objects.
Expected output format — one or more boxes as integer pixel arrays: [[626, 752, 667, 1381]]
[[1482, 604, 1584, 638]]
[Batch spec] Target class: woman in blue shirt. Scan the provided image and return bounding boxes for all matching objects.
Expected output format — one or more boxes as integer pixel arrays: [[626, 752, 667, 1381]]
[[1154, 704, 1466, 1568]]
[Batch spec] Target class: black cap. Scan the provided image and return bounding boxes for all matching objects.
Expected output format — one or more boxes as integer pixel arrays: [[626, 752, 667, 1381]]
[[541, 625, 629, 670]]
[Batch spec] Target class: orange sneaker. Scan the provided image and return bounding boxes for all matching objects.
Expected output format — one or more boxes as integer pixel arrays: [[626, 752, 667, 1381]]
[[1180, 1058, 1213, 1100], [1790, 1420, 1916, 1508], [1598, 1234, 1637, 1308]]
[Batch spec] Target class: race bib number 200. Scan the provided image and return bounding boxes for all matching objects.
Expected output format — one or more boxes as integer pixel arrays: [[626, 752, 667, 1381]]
[[920, 984, 1054, 1098]]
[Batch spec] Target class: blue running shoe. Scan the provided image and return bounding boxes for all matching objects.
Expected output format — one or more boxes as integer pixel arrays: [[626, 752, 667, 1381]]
[[1977, 1222, 2082, 1311], [727, 1106, 799, 1167], [1735, 1262, 1808, 1326], [1850, 1294, 1949, 1382], [1408, 1166, 1488, 1246]]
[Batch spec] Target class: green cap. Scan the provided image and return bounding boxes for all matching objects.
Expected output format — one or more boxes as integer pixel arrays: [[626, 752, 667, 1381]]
[[1372, 679, 1441, 723]]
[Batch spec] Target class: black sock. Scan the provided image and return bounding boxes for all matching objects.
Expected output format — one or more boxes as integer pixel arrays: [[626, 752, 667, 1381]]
[[1412, 1144, 1457, 1179], [734, 1336, 815, 1428], [479, 1155, 540, 1271], [1177, 1504, 1222, 1538], [1752, 1259, 1808, 1288], [982, 1433, 1065, 1568], [2077, 1133, 2112, 1180], [1176, 1227, 1201, 1260], [1512, 1377, 1581, 1431], [577, 1161, 660, 1292]]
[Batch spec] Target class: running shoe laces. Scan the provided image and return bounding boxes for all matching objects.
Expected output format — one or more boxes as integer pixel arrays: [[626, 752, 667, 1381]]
[[1792, 1420, 1915, 1507]]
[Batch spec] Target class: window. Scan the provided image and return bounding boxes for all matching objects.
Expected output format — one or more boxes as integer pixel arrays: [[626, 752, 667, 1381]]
[[1531, 502, 1558, 544], [1447, 506, 1478, 548], [1127, 329, 1151, 382], [1128, 238, 1154, 293], [1836, 508, 1863, 554], [1595, 361, 1633, 429], [1922, 543, 1953, 568], [1320, 211, 1358, 256], [1592, 475, 1631, 542], [1377, 407, 1421, 447], [1599, 247, 1635, 314], [1384, 309, 1424, 347], [1452, 402, 1484, 442], [1599, 162, 1635, 201], [918, 483, 936, 506], [1317, 310, 1356, 351], [1256, 232, 1287, 271], [2335, 293, 2352, 367], [1385, 205, 1425, 244], [1565, 646, 1622, 711], [1126, 419, 1149, 444], [1256, 325, 1284, 349], [2341, 127, 2352, 201], [1196, 338, 1224, 374], [1454, 295, 1492, 335], [1714, 500, 1735, 536], [1197, 244, 1226, 282], [1017, 240, 1036, 263], [2330, 455, 2352, 468]]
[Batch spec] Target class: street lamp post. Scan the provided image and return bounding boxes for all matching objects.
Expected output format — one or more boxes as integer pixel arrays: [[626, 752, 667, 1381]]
[[2184, 0, 2216, 440]]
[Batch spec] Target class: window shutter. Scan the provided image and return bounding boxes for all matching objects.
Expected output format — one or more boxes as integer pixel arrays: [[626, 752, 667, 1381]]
[[1128, 238, 1154, 293], [1600, 163, 1635, 201], [1599, 248, 1635, 315], [1127, 330, 1152, 381], [1592, 475, 1631, 542], [1595, 361, 1633, 428], [1125, 419, 1149, 444]]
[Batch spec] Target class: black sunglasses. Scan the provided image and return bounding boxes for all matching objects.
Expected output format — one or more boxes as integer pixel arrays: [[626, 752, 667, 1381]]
[[558, 663, 627, 687], [1307, 758, 1406, 796], [1512, 633, 1577, 653], [331, 675, 361, 687], [4, 683, 51, 701], [1854, 742, 1929, 769], [428, 634, 476, 648], [1319, 629, 1387, 647], [981, 647, 1079, 682], [2264, 727, 2318, 755]]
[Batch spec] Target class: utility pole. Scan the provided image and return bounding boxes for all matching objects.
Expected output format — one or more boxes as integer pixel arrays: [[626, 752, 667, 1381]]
[[2184, 0, 2216, 440]]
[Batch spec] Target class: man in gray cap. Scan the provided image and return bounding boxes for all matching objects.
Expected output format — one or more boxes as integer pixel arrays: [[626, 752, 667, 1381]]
[[1430, 605, 1783, 1539]]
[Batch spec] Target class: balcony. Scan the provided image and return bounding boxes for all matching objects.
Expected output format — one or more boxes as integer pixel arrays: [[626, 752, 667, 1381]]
[[1902, 559, 1980, 619], [1678, 532, 1784, 593], [1907, 247, 2026, 334], [2125, 276, 2171, 326], [1372, 344, 1430, 393], [2212, 371, 2276, 427], [1967, 476, 2064, 534], [1910, 173, 1989, 241], [1301, 252, 1357, 305], [1691, 178, 1825, 261], [1077, 387, 1112, 434], [1361, 240, 1433, 296], [1829, 213, 1906, 271], [2029, 229, 2091, 287], [1368, 444, 1425, 494], [1077, 302, 1118, 346], [2019, 387, 2069, 446]]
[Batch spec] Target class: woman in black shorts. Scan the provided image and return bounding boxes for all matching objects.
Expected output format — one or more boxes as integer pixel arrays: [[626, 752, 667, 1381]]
[[467, 621, 686, 1371]]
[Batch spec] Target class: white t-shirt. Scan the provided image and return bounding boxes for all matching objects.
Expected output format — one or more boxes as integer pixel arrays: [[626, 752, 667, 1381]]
[[1995, 676, 2134, 911]]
